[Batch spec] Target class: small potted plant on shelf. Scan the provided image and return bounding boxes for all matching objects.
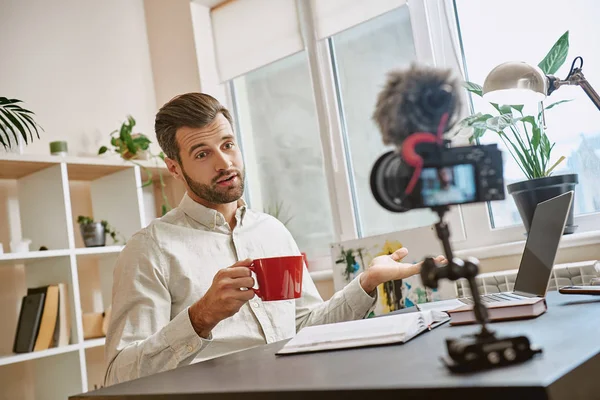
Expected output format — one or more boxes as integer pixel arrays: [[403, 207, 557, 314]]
[[0, 97, 44, 151], [77, 216, 121, 247], [458, 30, 578, 234], [98, 115, 172, 215]]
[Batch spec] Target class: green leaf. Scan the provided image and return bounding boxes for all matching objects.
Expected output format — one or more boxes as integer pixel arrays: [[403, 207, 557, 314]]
[[460, 112, 493, 127], [531, 124, 541, 152], [511, 104, 524, 113], [0, 108, 27, 144], [498, 105, 513, 115], [538, 99, 573, 120], [98, 146, 108, 155], [464, 81, 483, 97], [132, 135, 151, 150], [0, 113, 19, 145], [486, 114, 513, 132], [0, 97, 22, 106], [123, 131, 137, 154], [16, 112, 35, 142], [538, 31, 569, 75], [0, 98, 42, 149], [541, 134, 552, 157], [545, 99, 572, 111], [469, 127, 486, 144], [499, 132, 534, 179], [161, 204, 168, 216], [517, 116, 536, 125]]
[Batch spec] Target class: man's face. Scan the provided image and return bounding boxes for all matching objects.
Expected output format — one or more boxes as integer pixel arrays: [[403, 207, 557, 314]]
[[170, 113, 245, 205], [438, 168, 452, 187]]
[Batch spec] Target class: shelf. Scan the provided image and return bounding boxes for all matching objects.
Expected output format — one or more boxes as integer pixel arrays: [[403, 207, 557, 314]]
[[74, 246, 124, 257], [0, 153, 168, 181], [81, 338, 106, 349], [0, 344, 79, 367], [0, 249, 71, 265], [0, 155, 59, 179]]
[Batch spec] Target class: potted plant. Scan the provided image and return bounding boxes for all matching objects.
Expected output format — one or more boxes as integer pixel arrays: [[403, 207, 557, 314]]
[[0, 97, 43, 150], [459, 31, 578, 234], [77, 216, 121, 247], [98, 115, 172, 215]]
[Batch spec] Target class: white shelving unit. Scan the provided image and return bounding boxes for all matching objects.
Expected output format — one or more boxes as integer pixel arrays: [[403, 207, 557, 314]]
[[0, 154, 184, 400], [0, 153, 333, 400]]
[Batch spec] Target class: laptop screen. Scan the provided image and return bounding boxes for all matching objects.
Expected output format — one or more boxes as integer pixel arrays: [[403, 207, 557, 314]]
[[513, 191, 573, 297]]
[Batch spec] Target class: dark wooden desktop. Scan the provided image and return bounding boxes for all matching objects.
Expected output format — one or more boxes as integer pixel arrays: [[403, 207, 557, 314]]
[[72, 292, 600, 400]]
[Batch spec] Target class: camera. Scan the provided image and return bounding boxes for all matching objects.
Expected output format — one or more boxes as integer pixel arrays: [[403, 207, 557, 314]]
[[370, 141, 505, 213], [368, 65, 541, 374]]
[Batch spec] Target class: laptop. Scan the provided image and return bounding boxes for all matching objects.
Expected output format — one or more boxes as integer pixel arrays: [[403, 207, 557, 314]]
[[459, 190, 574, 305]]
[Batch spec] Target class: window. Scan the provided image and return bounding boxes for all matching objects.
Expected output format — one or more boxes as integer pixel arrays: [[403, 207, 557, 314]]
[[221, 0, 600, 261], [231, 52, 335, 258], [329, 6, 438, 237], [455, 0, 600, 229]]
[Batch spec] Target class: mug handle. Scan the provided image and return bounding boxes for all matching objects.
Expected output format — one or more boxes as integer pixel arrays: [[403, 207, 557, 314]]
[[248, 263, 262, 299]]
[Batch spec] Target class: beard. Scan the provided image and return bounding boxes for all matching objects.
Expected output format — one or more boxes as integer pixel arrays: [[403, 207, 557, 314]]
[[182, 165, 245, 205]]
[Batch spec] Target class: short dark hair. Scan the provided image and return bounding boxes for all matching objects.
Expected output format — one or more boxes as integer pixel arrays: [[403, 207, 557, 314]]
[[155, 93, 233, 162]]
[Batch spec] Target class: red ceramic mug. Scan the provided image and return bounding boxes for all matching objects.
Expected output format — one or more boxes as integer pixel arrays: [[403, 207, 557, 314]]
[[248, 255, 304, 301]]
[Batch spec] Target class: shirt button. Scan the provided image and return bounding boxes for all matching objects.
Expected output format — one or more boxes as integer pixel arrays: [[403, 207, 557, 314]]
[[187, 345, 194, 352], [252, 302, 259, 308]]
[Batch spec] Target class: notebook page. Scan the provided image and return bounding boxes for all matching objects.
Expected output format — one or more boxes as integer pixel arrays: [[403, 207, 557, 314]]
[[278, 312, 435, 354]]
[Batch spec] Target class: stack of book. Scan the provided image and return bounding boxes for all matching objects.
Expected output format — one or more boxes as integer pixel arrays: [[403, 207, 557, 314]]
[[13, 283, 71, 353]]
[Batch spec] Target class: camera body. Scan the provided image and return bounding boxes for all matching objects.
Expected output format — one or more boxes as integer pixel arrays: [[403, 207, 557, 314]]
[[370, 142, 505, 213]]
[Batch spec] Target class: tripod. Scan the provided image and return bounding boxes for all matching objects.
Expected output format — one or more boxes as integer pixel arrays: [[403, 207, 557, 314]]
[[420, 207, 542, 373]]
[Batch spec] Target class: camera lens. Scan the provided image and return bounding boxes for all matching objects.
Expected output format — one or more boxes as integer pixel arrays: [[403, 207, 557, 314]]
[[370, 150, 411, 213]]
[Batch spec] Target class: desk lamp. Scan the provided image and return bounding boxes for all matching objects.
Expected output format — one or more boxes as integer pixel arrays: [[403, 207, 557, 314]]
[[482, 56, 600, 111]]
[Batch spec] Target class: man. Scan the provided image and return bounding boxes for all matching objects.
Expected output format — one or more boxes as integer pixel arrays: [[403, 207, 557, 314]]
[[427, 167, 469, 206], [104, 93, 445, 386]]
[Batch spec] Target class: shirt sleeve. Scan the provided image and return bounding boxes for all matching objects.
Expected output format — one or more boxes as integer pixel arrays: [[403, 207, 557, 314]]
[[104, 231, 212, 386], [295, 267, 377, 331], [274, 230, 377, 331]]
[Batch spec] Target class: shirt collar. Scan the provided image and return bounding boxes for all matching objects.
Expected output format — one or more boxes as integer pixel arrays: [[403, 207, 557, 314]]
[[179, 192, 247, 230]]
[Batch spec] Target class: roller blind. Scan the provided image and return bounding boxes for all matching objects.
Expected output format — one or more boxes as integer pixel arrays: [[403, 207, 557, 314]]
[[310, 0, 407, 40], [211, 0, 303, 81], [210, 0, 407, 81]]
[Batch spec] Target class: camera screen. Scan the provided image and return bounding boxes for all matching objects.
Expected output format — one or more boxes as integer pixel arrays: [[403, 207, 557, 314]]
[[421, 164, 477, 207]]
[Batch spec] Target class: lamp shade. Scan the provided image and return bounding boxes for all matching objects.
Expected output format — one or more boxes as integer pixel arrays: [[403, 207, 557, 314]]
[[482, 61, 548, 105]]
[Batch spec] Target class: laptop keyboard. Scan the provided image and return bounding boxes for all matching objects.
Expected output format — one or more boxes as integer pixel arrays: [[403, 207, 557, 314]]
[[459, 292, 526, 305]]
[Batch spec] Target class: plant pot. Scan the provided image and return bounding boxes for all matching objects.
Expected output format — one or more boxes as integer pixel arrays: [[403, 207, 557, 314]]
[[507, 174, 578, 235], [119, 134, 150, 160], [80, 222, 106, 247]]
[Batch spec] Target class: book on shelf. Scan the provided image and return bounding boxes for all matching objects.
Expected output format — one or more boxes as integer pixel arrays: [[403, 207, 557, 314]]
[[13, 283, 71, 353], [13, 292, 46, 353], [276, 309, 449, 355]]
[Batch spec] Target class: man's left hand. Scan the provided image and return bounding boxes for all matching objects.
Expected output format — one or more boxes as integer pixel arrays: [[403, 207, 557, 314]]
[[359, 248, 447, 294]]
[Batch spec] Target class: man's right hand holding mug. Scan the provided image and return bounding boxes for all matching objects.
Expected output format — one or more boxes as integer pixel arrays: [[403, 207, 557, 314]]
[[188, 258, 255, 338]]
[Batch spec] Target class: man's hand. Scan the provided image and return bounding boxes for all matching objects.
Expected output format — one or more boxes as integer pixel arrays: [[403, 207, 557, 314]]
[[359, 248, 447, 294], [189, 259, 256, 338]]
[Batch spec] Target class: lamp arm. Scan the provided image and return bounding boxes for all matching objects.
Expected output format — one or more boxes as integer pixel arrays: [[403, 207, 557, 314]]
[[549, 69, 600, 112]]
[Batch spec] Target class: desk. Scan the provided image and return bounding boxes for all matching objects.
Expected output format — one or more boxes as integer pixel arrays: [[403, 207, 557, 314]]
[[71, 292, 600, 400]]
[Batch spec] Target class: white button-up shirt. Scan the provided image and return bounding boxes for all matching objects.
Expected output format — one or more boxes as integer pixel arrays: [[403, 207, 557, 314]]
[[104, 193, 376, 386]]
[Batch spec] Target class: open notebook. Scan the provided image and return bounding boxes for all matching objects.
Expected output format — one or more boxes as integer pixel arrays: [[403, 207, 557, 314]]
[[277, 310, 449, 355]]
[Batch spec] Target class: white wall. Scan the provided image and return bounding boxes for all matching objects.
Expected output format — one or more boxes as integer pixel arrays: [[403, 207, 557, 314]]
[[144, 0, 203, 109], [0, 0, 158, 157]]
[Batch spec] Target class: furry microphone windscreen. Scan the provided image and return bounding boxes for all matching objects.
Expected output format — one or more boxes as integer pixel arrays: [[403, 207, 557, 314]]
[[372, 65, 463, 147]]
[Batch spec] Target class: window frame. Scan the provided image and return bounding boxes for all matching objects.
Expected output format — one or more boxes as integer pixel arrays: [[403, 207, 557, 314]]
[[227, 0, 600, 263]]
